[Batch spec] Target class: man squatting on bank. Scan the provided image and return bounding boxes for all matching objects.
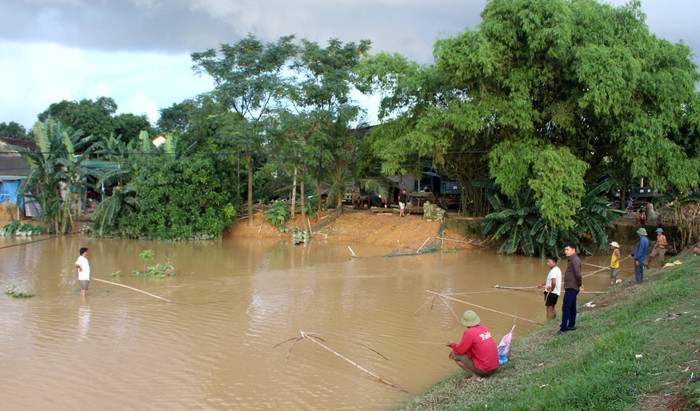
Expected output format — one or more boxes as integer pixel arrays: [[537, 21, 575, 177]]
[[446, 310, 499, 380]]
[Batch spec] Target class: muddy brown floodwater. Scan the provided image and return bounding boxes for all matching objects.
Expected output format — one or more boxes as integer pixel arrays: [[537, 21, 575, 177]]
[[0, 234, 625, 410]]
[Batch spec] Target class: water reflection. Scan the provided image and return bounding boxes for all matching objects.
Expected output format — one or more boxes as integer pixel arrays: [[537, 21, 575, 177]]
[[78, 299, 90, 341], [0, 235, 621, 410]]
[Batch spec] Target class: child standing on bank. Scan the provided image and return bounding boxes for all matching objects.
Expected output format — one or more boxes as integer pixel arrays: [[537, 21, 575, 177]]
[[609, 241, 621, 286], [74, 247, 90, 297]]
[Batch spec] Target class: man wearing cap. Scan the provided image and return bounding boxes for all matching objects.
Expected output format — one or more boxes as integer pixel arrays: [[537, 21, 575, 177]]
[[645, 228, 667, 268], [446, 310, 499, 380], [630, 228, 649, 283], [609, 241, 621, 286]]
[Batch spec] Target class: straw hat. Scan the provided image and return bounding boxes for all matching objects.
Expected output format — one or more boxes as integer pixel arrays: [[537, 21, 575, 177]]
[[656, 228, 664, 233], [636, 227, 648, 236], [460, 310, 481, 327], [610, 241, 619, 248]]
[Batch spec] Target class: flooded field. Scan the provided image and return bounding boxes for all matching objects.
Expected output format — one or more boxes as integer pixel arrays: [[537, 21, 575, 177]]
[[0, 234, 620, 409]]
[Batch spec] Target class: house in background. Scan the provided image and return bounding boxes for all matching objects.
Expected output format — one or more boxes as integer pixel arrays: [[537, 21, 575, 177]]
[[0, 136, 34, 220]]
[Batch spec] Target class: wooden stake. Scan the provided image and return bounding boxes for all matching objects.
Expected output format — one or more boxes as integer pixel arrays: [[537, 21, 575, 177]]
[[417, 237, 430, 253], [494, 285, 539, 290], [426, 290, 543, 325], [92, 278, 173, 303]]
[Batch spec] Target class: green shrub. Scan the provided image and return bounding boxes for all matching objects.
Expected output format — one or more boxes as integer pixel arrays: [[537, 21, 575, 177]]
[[117, 156, 237, 240], [266, 200, 291, 232]]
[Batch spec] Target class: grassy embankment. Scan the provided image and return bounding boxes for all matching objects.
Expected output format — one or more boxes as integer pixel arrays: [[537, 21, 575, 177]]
[[402, 251, 700, 410]]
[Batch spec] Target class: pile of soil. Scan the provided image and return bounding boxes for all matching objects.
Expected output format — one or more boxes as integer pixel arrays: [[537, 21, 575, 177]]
[[227, 209, 477, 250]]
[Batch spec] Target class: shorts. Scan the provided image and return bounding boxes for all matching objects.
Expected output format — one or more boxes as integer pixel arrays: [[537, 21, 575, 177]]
[[399, 202, 405, 210], [544, 291, 559, 307], [610, 267, 619, 279], [80, 280, 90, 290], [449, 352, 497, 377], [650, 248, 666, 260]]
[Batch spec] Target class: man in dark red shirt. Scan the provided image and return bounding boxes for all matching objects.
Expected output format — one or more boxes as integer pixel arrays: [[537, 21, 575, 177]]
[[446, 310, 499, 380]]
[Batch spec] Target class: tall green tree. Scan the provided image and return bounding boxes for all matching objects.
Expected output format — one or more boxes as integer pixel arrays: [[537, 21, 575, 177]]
[[0, 121, 27, 139], [362, 0, 700, 228], [192, 34, 298, 227], [38, 97, 118, 142], [291, 38, 372, 211]]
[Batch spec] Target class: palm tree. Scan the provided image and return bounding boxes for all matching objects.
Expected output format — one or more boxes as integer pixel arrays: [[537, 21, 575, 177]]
[[482, 180, 624, 257], [11, 120, 95, 233]]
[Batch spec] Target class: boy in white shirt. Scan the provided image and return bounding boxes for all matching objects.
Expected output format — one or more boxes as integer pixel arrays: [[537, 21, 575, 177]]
[[538, 255, 562, 320], [74, 247, 90, 297]]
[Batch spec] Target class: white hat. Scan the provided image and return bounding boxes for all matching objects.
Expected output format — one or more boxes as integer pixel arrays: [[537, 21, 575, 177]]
[[610, 241, 619, 248]]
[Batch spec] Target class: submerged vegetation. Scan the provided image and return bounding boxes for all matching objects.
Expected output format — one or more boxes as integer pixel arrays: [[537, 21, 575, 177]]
[[5, 285, 35, 298], [131, 250, 177, 278], [402, 250, 700, 409]]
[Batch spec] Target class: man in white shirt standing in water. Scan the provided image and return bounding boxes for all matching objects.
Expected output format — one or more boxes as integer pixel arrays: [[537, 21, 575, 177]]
[[74, 247, 90, 297], [538, 255, 562, 321]]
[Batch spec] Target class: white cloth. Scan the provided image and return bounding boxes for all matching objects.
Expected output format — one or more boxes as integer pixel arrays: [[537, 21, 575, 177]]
[[75, 255, 90, 280], [399, 202, 405, 210], [546, 266, 562, 295]]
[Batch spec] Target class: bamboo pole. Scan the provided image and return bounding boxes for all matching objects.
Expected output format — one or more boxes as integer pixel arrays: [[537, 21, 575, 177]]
[[426, 290, 543, 325], [416, 237, 430, 253], [582, 256, 633, 277], [92, 278, 173, 303], [298, 331, 408, 393], [435, 236, 485, 247], [494, 285, 538, 290]]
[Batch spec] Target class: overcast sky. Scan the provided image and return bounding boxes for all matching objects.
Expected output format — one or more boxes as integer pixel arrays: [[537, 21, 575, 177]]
[[1, 0, 698, 130]]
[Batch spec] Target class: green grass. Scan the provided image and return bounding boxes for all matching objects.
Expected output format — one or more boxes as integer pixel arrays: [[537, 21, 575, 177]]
[[401, 252, 700, 410]]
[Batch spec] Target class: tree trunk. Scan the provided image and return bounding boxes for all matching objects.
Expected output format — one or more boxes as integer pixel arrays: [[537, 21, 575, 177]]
[[301, 166, 308, 232], [317, 156, 323, 216], [247, 153, 253, 228], [291, 164, 297, 218]]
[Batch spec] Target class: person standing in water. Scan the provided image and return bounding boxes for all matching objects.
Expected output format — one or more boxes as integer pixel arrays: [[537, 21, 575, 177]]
[[74, 247, 90, 297]]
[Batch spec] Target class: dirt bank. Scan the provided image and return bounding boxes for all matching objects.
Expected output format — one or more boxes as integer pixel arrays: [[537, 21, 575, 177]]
[[227, 209, 478, 250]]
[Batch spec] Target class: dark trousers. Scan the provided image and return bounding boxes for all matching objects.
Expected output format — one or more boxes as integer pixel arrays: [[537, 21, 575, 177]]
[[560, 288, 579, 331], [635, 261, 644, 283]]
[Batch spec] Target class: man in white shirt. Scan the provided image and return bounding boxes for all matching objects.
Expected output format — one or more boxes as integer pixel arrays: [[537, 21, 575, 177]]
[[74, 247, 90, 297], [538, 255, 562, 320]]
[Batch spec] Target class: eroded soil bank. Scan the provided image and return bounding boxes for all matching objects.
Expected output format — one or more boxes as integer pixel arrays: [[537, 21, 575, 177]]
[[227, 209, 478, 250]]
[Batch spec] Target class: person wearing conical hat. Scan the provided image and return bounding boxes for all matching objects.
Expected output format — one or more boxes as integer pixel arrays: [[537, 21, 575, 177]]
[[630, 228, 649, 283], [446, 310, 499, 380], [645, 228, 667, 268], [609, 242, 621, 286]]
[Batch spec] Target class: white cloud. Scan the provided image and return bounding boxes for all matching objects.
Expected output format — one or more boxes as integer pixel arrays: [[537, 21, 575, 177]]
[[0, 41, 96, 127], [118, 90, 160, 124], [87, 81, 114, 98], [0, 40, 213, 129]]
